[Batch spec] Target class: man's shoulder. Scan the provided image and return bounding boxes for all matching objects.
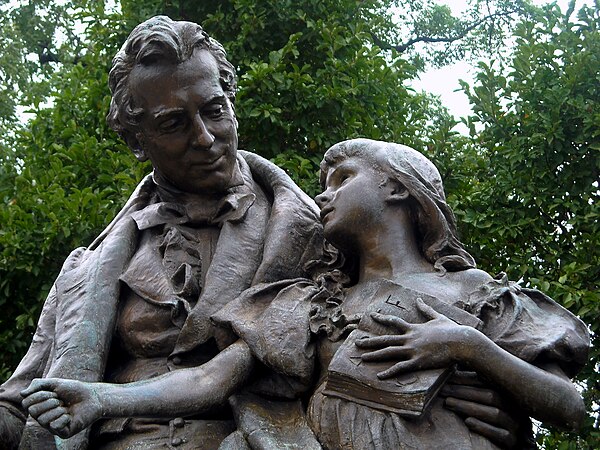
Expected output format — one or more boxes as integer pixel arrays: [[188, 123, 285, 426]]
[[238, 150, 295, 190], [89, 175, 156, 249], [239, 150, 319, 216]]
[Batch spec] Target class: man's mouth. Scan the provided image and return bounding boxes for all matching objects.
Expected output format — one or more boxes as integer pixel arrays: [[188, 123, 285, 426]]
[[192, 153, 225, 169]]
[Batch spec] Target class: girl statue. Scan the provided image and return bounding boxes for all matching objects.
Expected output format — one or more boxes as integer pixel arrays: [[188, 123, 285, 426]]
[[304, 138, 588, 449]]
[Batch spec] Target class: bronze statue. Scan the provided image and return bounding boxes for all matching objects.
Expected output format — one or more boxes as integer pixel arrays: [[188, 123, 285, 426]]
[[0, 16, 324, 449], [0, 14, 588, 450], [306, 139, 589, 448]]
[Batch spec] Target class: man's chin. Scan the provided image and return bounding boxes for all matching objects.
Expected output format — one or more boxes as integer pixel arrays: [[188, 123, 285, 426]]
[[180, 174, 237, 196]]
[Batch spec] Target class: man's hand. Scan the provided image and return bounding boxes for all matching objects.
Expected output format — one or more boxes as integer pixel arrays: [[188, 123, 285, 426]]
[[21, 378, 103, 439], [441, 370, 531, 449]]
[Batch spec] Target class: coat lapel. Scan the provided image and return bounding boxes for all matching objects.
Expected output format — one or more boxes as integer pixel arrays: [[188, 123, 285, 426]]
[[174, 151, 323, 354], [28, 181, 153, 450], [174, 172, 270, 353]]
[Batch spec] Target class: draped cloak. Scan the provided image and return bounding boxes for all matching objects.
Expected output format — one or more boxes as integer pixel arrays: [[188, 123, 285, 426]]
[[0, 151, 324, 449]]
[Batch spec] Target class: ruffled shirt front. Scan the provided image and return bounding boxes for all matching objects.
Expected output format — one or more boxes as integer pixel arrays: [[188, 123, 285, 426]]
[[95, 167, 259, 444]]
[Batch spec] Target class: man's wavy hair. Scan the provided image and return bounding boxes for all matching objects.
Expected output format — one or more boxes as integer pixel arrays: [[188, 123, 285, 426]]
[[320, 138, 476, 273], [107, 16, 237, 143]]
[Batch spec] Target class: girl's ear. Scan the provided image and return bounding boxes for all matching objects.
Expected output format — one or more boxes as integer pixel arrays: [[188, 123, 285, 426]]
[[384, 178, 410, 204]]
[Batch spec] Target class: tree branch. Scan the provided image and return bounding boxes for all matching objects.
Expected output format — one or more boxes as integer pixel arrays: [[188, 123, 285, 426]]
[[372, 8, 523, 53]]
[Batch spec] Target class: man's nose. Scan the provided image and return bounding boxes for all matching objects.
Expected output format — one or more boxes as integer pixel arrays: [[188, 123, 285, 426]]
[[191, 114, 215, 149]]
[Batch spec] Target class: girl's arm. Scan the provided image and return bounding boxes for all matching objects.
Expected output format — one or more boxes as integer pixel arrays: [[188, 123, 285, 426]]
[[356, 300, 585, 430], [21, 339, 254, 438]]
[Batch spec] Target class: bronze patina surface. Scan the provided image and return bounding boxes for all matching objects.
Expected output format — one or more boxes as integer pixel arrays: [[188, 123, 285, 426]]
[[0, 17, 588, 450]]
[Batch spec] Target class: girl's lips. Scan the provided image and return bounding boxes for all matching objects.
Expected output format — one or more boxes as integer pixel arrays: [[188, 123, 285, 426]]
[[320, 206, 333, 222]]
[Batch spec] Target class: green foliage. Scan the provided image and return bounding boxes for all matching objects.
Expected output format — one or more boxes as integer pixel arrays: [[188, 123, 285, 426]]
[[0, 0, 89, 137], [460, 3, 600, 446], [0, 7, 149, 376], [374, 0, 534, 69]]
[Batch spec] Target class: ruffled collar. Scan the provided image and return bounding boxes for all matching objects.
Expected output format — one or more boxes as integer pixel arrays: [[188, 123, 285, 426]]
[[131, 162, 256, 229]]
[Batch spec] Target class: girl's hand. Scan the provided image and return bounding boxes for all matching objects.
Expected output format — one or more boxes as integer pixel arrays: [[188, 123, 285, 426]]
[[356, 299, 480, 379]]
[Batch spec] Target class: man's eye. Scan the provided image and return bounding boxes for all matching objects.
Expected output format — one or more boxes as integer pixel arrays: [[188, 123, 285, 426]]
[[204, 104, 224, 119], [159, 117, 184, 132]]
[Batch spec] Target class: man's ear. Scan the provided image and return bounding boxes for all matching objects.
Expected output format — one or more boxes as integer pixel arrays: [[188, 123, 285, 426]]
[[125, 131, 148, 162], [384, 178, 410, 204]]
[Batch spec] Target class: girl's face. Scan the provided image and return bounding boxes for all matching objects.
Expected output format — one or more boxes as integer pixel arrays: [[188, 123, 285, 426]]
[[315, 155, 388, 253]]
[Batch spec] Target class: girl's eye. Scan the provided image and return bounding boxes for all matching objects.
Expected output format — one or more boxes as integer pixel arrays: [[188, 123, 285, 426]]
[[339, 174, 351, 185]]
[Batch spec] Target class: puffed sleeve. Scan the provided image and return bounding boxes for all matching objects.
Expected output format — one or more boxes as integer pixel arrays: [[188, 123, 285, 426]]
[[211, 278, 319, 396], [466, 274, 590, 378]]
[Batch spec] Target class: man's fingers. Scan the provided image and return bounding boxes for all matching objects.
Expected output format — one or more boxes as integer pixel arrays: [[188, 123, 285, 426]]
[[21, 391, 58, 410], [35, 406, 68, 427], [50, 414, 70, 431], [465, 417, 517, 449], [440, 384, 502, 407], [356, 335, 407, 349], [370, 312, 410, 331], [361, 346, 412, 362], [445, 397, 519, 431], [49, 415, 72, 438], [448, 370, 484, 387], [26, 397, 62, 419], [21, 378, 60, 397]]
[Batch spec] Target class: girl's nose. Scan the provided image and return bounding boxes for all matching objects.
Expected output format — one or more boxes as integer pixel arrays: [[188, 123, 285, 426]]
[[315, 191, 330, 208]]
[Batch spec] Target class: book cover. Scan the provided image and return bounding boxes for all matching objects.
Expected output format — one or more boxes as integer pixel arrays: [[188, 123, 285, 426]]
[[323, 280, 481, 417]]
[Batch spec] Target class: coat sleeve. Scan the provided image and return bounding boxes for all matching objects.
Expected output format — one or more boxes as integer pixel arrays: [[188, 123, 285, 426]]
[[212, 279, 319, 398], [0, 247, 87, 417]]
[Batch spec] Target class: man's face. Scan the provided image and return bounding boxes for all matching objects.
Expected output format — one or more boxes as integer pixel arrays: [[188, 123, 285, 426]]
[[127, 49, 238, 194]]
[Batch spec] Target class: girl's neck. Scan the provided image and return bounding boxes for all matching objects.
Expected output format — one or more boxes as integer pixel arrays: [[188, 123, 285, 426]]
[[357, 209, 434, 283]]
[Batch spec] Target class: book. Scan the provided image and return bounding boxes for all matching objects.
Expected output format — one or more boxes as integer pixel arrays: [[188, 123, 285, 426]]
[[323, 280, 482, 417]]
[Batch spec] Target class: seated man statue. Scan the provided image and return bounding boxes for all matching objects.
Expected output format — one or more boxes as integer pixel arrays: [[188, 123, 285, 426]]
[[0, 15, 324, 449]]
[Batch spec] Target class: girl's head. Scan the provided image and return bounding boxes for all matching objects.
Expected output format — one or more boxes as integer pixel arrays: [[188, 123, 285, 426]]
[[319, 138, 475, 272]]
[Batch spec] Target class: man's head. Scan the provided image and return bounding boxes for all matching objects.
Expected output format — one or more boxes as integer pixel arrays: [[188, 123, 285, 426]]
[[107, 16, 240, 194], [108, 16, 236, 138]]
